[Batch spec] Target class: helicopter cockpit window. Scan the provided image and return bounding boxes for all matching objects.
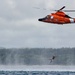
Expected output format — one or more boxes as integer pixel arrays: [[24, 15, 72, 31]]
[[44, 15, 50, 19], [45, 15, 49, 19], [43, 16, 47, 19], [47, 15, 49, 18]]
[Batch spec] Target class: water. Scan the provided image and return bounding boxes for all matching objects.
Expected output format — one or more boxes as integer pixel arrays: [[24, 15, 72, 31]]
[[0, 71, 75, 75], [0, 48, 75, 74], [0, 65, 75, 71], [0, 65, 75, 75]]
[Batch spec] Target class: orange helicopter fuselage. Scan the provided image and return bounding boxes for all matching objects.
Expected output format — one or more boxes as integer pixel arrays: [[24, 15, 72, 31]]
[[38, 11, 75, 24]]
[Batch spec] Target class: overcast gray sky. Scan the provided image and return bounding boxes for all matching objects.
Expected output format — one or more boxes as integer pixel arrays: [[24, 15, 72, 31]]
[[0, 0, 75, 48]]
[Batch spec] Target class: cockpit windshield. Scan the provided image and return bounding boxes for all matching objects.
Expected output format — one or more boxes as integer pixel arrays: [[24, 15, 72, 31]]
[[44, 15, 49, 19], [40, 15, 50, 21]]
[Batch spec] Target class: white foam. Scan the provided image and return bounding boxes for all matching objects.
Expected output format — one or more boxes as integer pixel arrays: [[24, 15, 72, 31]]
[[0, 65, 75, 71]]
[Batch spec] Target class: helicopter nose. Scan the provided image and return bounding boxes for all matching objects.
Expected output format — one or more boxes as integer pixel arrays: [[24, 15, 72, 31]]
[[38, 19, 43, 21]]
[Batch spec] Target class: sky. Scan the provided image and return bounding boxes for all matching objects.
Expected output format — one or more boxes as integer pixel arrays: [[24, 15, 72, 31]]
[[0, 0, 75, 48]]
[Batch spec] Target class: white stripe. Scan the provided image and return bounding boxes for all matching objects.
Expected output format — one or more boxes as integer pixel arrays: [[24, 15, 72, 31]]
[[69, 19, 74, 23]]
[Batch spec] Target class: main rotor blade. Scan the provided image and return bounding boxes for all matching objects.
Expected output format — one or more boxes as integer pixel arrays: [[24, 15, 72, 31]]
[[63, 10, 75, 12], [33, 7, 75, 12], [54, 10, 75, 12], [59, 6, 65, 11], [33, 7, 48, 10], [56, 6, 66, 12]]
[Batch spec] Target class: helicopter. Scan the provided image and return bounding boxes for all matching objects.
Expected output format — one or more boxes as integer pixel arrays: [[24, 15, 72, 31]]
[[38, 6, 75, 24]]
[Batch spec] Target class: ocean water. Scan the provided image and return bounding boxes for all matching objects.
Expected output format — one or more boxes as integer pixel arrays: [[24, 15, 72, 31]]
[[0, 65, 75, 75], [0, 71, 75, 75], [0, 65, 75, 71]]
